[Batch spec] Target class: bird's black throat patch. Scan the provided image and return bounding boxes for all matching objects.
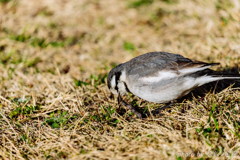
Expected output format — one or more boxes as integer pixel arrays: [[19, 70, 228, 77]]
[[114, 71, 121, 92], [124, 82, 131, 93]]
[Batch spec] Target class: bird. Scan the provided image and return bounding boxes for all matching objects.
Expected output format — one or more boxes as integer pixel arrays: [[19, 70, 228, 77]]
[[107, 52, 240, 118]]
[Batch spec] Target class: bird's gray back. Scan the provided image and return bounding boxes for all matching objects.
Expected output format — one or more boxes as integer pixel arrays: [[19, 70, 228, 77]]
[[125, 52, 192, 78]]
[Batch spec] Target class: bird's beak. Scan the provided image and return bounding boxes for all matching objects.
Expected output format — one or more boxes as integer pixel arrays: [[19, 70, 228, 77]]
[[117, 93, 122, 105]]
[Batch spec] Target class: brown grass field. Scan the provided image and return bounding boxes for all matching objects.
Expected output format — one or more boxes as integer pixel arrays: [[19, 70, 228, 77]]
[[0, 0, 240, 159]]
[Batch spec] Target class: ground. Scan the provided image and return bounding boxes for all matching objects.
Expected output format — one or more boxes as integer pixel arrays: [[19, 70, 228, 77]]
[[0, 0, 240, 159]]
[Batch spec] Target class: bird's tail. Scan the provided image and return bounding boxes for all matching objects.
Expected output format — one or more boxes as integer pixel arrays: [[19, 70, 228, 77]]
[[195, 71, 240, 87], [209, 73, 240, 80]]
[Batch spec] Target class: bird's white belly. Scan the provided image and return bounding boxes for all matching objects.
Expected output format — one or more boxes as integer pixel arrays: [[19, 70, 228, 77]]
[[127, 77, 197, 103], [130, 85, 182, 103]]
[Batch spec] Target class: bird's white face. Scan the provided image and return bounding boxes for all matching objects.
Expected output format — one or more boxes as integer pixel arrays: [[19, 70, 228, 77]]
[[109, 75, 118, 95]]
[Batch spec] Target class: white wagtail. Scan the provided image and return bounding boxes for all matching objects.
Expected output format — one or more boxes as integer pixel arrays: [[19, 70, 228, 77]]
[[107, 52, 240, 118]]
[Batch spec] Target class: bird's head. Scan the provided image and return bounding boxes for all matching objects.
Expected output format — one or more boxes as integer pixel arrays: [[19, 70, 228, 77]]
[[107, 67, 120, 96], [107, 63, 126, 104]]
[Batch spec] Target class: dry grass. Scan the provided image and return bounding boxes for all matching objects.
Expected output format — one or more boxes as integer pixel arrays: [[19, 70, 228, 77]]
[[0, 0, 240, 159]]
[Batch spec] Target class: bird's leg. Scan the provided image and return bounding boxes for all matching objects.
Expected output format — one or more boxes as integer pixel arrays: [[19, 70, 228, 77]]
[[121, 100, 143, 119], [143, 103, 173, 117], [117, 93, 142, 118], [117, 93, 173, 119]]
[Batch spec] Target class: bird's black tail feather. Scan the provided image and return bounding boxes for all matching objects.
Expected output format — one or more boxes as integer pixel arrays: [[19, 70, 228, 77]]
[[189, 68, 240, 79], [207, 71, 240, 79]]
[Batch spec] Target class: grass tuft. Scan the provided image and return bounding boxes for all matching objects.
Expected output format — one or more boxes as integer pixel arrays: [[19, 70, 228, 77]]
[[0, 0, 11, 4], [128, 0, 153, 8]]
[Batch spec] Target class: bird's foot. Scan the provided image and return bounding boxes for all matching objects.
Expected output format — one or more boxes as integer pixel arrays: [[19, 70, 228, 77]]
[[142, 103, 173, 118], [121, 101, 173, 119]]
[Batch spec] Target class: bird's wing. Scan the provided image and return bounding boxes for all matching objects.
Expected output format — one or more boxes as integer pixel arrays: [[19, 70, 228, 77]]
[[127, 52, 219, 79]]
